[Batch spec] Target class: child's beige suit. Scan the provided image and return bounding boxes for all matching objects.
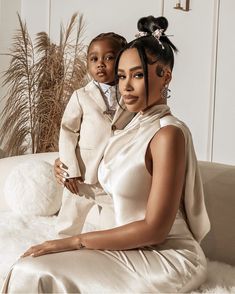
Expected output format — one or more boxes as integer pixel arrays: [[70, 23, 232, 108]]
[[57, 81, 133, 236]]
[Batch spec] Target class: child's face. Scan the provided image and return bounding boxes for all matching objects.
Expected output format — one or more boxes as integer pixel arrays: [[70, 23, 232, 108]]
[[87, 39, 118, 85]]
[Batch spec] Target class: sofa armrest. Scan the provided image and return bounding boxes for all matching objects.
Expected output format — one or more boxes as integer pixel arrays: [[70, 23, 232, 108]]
[[199, 161, 235, 265], [0, 152, 59, 211]]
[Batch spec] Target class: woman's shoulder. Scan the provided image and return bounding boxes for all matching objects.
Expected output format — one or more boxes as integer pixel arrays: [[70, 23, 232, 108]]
[[152, 122, 185, 146]]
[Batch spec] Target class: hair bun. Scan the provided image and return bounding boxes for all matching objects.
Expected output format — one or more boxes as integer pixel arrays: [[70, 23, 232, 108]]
[[155, 16, 168, 32], [137, 16, 168, 34]]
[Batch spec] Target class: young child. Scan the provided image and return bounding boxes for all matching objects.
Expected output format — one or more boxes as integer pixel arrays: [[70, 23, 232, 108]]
[[56, 32, 133, 236]]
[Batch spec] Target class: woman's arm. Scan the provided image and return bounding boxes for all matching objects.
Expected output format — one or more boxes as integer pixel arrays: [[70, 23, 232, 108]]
[[23, 125, 186, 257]]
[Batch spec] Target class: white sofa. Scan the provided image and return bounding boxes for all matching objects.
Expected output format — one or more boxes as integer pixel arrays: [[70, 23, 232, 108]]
[[0, 152, 235, 293]]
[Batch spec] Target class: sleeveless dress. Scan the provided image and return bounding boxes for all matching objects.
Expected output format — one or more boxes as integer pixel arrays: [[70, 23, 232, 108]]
[[1, 104, 210, 293]]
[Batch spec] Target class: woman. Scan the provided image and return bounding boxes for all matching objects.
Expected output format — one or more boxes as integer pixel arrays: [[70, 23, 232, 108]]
[[1, 15, 210, 293]]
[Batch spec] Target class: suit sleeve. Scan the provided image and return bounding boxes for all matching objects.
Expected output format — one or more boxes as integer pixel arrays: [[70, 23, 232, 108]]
[[59, 90, 83, 178]]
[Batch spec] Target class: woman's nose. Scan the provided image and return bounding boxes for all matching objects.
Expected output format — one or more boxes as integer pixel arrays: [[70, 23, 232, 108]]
[[124, 80, 133, 91]]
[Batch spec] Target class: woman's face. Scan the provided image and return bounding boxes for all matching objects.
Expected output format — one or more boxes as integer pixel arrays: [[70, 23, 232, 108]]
[[118, 48, 171, 113]]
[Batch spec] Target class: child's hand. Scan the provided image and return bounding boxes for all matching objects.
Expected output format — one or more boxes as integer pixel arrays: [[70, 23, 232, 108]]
[[54, 157, 69, 185], [64, 177, 83, 195]]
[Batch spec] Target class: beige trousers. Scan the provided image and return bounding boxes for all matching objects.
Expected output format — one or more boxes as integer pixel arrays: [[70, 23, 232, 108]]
[[56, 182, 115, 236]]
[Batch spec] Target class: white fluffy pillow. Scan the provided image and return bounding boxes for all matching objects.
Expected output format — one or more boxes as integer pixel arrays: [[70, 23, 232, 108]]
[[4, 159, 63, 216]]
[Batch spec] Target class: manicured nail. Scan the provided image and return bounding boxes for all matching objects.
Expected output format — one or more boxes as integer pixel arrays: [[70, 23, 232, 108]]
[[60, 164, 63, 168]]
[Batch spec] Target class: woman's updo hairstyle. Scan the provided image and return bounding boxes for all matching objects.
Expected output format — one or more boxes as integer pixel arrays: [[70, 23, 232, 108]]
[[115, 16, 177, 102], [138, 15, 168, 36], [136, 15, 177, 69]]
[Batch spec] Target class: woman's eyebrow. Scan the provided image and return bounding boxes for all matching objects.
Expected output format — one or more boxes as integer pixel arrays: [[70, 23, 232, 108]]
[[118, 65, 143, 72]]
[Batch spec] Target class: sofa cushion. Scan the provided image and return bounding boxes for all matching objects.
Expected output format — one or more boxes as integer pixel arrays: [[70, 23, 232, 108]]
[[0, 152, 59, 211], [199, 161, 235, 265], [4, 159, 63, 216]]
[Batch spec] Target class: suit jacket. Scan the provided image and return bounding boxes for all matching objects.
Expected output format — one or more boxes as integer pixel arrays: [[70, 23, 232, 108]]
[[59, 80, 134, 184]]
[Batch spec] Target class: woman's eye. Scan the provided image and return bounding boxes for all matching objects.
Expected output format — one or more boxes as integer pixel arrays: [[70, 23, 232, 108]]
[[134, 72, 144, 79], [117, 74, 125, 80]]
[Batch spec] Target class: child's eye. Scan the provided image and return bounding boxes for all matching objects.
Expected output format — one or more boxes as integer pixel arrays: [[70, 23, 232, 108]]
[[133, 72, 144, 79], [105, 55, 115, 61], [89, 56, 98, 62]]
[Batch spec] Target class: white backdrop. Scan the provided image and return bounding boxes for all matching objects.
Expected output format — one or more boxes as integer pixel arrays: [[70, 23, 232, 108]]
[[1, 0, 235, 165]]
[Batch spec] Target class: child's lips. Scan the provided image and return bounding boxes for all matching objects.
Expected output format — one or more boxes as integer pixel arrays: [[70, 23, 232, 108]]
[[97, 71, 106, 76]]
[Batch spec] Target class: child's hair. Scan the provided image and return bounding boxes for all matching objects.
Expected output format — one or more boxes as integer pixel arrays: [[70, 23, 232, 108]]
[[87, 32, 127, 53], [115, 16, 178, 103]]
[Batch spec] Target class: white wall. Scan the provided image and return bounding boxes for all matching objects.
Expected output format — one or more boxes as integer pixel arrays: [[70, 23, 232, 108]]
[[0, 0, 235, 165], [163, 0, 218, 161], [212, 0, 235, 164], [0, 0, 21, 110], [21, 0, 50, 37], [49, 0, 163, 44]]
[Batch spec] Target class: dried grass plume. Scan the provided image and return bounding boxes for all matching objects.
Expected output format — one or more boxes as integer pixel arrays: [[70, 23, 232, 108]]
[[0, 12, 88, 156]]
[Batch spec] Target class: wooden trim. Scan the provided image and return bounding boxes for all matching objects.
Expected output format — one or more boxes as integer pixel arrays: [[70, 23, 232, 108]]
[[207, 0, 220, 162]]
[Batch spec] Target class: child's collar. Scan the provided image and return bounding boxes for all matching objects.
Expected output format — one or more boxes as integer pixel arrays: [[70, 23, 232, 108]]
[[93, 81, 114, 93]]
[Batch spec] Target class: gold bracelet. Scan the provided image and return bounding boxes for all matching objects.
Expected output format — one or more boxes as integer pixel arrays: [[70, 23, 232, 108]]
[[77, 237, 85, 249], [78, 242, 85, 249]]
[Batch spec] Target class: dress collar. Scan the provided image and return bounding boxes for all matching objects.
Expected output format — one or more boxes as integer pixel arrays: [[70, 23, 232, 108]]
[[124, 104, 171, 130]]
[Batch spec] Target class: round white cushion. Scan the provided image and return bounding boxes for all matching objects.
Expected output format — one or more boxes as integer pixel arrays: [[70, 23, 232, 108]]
[[4, 159, 63, 216]]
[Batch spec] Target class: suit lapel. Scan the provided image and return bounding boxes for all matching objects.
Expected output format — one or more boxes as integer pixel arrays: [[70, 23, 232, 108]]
[[85, 81, 107, 112], [84, 81, 134, 127]]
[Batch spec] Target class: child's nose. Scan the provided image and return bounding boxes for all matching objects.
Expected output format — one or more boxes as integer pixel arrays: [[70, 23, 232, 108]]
[[97, 60, 105, 68]]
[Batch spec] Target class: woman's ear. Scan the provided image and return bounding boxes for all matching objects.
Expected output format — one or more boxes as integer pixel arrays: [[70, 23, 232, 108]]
[[164, 69, 172, 85]]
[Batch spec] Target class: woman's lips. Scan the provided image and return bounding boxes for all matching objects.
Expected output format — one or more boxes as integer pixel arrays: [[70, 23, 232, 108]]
[[123, 95, 138, 104]]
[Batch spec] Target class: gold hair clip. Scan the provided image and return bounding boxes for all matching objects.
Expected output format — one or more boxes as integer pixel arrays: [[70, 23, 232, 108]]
[[135, 28, 166, 49], [134, 31, 148, 38]]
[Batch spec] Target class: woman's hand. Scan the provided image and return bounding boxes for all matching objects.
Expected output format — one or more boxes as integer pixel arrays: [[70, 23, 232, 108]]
[[54, 158, 69, 185], [21, 236, 81, 258]]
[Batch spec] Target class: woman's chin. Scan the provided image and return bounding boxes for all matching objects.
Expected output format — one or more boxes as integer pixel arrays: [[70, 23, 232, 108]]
[[125, 105, 140, 113]]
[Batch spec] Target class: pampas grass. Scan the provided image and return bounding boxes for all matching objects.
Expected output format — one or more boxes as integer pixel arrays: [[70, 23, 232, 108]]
[[0, 13, 88, 156]]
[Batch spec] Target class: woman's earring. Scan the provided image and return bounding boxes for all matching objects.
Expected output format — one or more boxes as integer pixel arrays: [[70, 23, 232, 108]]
[[161, 84, 171, 99]]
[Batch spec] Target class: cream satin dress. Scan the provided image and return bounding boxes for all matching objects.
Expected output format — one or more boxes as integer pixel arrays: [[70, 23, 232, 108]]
[[1, 104, 210, 293]]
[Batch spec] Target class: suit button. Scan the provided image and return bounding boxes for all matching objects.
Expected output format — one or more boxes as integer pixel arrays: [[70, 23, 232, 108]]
[[111, 125, 117, 131]]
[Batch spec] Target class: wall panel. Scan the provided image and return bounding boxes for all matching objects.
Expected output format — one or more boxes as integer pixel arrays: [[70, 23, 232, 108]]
[[212, 0, 235, 164], [163, 0, 218, 161]]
